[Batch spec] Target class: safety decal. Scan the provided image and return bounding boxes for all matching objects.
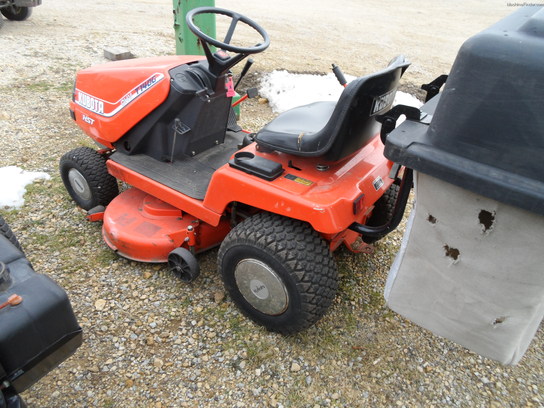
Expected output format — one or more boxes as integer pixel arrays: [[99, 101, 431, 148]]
[[372, 176, 384, 191], [74, 73, 165, 117], [284, 174, 313, 186]]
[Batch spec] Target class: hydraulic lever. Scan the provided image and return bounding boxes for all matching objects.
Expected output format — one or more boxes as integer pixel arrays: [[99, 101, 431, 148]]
[[234, 58, 254, 90]]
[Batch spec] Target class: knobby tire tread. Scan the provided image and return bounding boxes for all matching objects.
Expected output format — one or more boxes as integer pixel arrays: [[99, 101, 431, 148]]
[[219, 212, 338, 334], [60, 147, 118, 209]]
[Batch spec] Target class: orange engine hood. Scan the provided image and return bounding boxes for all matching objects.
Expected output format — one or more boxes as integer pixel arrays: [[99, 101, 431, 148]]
[[70, 55, 205, 147]]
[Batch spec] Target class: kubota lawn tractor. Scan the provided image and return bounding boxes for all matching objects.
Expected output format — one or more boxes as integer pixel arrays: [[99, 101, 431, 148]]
[[60, 7, 414, 334]]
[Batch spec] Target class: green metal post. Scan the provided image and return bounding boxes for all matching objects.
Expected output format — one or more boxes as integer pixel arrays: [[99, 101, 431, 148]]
[[173, 0, 216, 55]]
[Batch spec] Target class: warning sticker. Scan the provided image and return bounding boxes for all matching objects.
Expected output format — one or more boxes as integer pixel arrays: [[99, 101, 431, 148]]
[[285, 174, 313, 186], [373, 176, 384, 191]]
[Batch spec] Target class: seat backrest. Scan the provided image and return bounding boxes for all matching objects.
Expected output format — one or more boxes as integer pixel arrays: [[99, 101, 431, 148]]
[[318, 55, 410, 161]]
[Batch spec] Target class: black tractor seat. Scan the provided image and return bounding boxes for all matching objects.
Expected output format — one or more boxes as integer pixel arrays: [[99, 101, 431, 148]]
[[256, 55, 410, 162]]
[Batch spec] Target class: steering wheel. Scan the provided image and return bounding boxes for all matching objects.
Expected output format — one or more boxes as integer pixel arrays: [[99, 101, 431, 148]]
[[186, 7, 270, 75]]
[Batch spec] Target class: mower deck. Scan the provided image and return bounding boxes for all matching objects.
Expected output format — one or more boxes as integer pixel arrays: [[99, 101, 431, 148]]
[[110, 131, 245, 200], [102, 188, 231, 262]]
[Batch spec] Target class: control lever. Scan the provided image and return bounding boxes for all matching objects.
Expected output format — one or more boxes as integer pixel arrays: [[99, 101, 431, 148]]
[[332, 63, 347, 87], [234, 58, 254, 90], [232, 88, 258, 108]]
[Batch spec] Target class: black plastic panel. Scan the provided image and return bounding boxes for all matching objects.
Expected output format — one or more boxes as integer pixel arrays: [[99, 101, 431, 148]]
[[229, 152, 283, 181], [115, 61, 232, 162], [0, 236, 82, 394]]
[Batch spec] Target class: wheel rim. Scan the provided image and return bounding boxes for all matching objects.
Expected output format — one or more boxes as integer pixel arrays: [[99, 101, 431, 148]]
[[234, 259, 289, 315], [169, 256, 190, 281], [67, 168, 92, 201]]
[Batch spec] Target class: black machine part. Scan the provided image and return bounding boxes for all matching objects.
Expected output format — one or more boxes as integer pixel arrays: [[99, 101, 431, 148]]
[[114, 62, 232, 161], [332, 64, 347, 87], [384, 6, 544, 216], [234, 58, 254, 90], [228, 151, 284, 181], [0, 230, 82, 395], [349, 167, 413, 238], [0, 390, 25, 408]]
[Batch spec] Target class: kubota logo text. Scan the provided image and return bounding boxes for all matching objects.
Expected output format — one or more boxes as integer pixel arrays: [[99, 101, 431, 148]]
[[77, 94, 104, 115], [75, 73, 164, 117], [371, 89, 396, 115]]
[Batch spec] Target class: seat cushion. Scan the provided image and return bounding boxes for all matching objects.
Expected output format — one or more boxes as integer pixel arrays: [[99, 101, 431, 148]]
[[256, 101, 335, 153]]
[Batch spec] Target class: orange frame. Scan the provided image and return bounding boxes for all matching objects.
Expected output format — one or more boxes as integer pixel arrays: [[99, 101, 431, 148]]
[[106, 134, 394, 252], [72, 55, 396, 254]]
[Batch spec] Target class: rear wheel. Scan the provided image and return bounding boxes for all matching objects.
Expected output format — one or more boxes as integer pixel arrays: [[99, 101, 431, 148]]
[[1, 6, 32, 21], [218, 212, 338, 334], [60, 147, 118, 210]]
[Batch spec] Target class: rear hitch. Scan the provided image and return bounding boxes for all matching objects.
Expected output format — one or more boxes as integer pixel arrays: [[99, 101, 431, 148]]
[[348, 167, 413, 238]]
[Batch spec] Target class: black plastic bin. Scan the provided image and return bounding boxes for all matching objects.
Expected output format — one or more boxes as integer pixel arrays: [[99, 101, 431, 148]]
[[0, 223, 82, 403], [382, 6, 544, 365]]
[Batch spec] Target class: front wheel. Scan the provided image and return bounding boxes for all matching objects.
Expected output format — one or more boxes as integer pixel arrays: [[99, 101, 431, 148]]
[[60, 147, 119, 210], [218, 212, 338, 334], [1, 6, 32, 21]]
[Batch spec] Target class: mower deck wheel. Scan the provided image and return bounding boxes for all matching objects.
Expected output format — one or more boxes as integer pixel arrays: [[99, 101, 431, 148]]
[[168, 247, 200, 282], [60, 147, 119, 211], [1, 6, 32, 21], [218, 212, 338, 335]]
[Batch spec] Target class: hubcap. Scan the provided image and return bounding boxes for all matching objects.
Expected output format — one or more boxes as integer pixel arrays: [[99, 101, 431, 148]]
[[68, 168, 92, 201], [234, 259, 289, 315]]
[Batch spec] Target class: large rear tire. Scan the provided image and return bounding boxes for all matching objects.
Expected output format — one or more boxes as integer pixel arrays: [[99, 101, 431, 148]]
[[218, 212, 338, 334], [60, 147, 118, 211], [1, 6, 32, 21]]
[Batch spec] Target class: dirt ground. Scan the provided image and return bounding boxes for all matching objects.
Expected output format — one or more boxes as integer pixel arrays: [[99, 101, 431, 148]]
[[2, 1, 542, 408], [1, 0, 514, 83]]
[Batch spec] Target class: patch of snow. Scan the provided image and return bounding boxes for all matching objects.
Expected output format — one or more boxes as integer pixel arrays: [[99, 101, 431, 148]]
[[393, 91, 423, 109], [259, 70, 356, 113], [0, 166, 51, 209], [259, 70, 422, 114]]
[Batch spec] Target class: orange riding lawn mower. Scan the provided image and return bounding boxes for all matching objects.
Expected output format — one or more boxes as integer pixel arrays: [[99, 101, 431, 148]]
[[60, 7, 425, 334]]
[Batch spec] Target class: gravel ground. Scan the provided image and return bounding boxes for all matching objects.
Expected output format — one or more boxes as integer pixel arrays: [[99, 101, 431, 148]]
[[1, 1, 543, 407]]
